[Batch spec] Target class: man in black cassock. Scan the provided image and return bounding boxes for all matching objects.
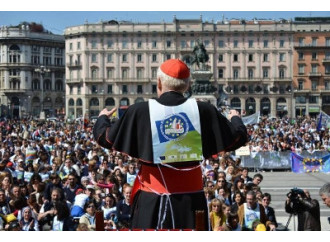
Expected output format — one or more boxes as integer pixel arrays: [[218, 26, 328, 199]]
[[93, 59, 247, 230]]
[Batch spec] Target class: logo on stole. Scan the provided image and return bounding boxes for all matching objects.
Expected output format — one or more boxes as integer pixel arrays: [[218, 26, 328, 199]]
[[159, 113, 189, 141]]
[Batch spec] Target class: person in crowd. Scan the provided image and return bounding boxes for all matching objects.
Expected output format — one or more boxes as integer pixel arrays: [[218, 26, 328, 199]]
[[231, 191, 245, 213], [93, 59, 247, 230], [19, 206, 39, 231], [237, 191, 275, 231], [319, 182, 330, 208], [79, 201, 96, 231], [262, 193, 278, 228], [285, 189, 321, 231], [226, 212, 241, 231], [52, 200, 74, 231], [116, 184, 131, 229], [209, 198, 226, 231], [63, 173, 81, 204]]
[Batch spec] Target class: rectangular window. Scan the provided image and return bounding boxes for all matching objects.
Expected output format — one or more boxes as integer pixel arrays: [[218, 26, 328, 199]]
[[107, 85, 113, 94], [326, 38, 330, 47], [311, 81, 318, 91], [137, 85, 143, 94], [234, 40, 238, 48], [107, 40, 113, 48], [280, 40, 285, 48], [190, 40, 195, 48], [204, 40, 210, 48], [137, 41, 142, 48], [122, 54, 127, 62], [152, 84, 157, 94], [312, 38, 318, 47], [91, 54, 97, 63], [263, 40, 268, 48], [218, 69, 224, 78], [107, 68, 113, 79], [248, 40, 253, 48], [299, 38, 304, 47], [279, 68, 285, 79], [312, 64, 318, 73], [248, 69, 254, 79], [77, 42, 81, 50], [263, 53, 269, 62], [233, 54, 238, 62], [151, 68, 158, 78], [218, 54, 223, 62], [279, 53, 285, 62], [107, 54, 113, 63], [181, 41, 186, 48], [309, 95, 319, 104], [137, 54, 142, 62], [218, 40, 224, 48], [137, 68, 143, 79], [233, 69, 239, 79], [152, 41, 157, 48], [248, 54, 253, 62], [298, 80, 304, 90], [263, 68, 269, 78], [325, 80, 330, 90], [312, 52, 317, 60], [152, 54, 157, 62], [166, 40, 171, 48], [122, 68, 128, 79], [69, 43, 73, 50], [122, 85, 128, 94], [91, 40, 97, 49], [325, 65, 330, 74], [122, 40, 128, 49], [298, 65, 305, 74], [298, 52, 304, 60]]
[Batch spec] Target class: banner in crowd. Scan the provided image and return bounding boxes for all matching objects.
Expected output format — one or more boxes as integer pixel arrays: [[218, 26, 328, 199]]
[[240, 150, 330, 171], [242, 112, 260, 125], [291, 152, 330, 173], [317, 111, 330, 131]]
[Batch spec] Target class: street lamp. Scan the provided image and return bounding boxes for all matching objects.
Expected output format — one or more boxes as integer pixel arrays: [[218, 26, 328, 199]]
[[35, 66, 50, 120]]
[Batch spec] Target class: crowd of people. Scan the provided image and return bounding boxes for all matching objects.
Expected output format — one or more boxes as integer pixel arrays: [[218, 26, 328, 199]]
[[0, 114, 329, 231]]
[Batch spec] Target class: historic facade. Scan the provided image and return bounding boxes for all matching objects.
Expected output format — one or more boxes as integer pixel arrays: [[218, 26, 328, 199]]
[[293, 18, 330, 117], [61, 16, 329, 119], [0, 23, 65, 119]]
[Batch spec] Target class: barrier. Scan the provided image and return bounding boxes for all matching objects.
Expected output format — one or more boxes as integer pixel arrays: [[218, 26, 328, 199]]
[[240, 150, 330, 171]]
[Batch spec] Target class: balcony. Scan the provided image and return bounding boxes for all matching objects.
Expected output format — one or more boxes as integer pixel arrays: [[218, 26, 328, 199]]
[[84, 78, 104, 83], [309, 72, 322, 77], [322, 58, 330, 64], [66, 78, 83, 83], [67, 62, 82, 69], [0, 88, 27, 94]]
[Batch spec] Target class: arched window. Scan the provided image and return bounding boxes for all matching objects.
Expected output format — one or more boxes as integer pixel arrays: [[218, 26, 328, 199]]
[[44, 79, 52, 91], [68, 98, 75, 106], [55, 80, 63, 91], [260, 97, 271, 115], [231, 97, 241, 109], [120, 98, 129, 106], [105, 98, 115, 106], [135, 97, 144, 104], [90, 98, 99, 106], [32, 79, 40, 90], [76, 98, 83, 106], [246, 97, 256, 115]]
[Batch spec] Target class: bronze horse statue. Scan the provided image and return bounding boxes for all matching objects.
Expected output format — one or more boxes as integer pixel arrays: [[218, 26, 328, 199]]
[[191, 40, 209, 70]]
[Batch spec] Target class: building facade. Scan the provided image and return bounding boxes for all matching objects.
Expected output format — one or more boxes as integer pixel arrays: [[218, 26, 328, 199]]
[[64, 17, 330, 119], [0, 23, 65, 119], [293, 19, 330, 117]]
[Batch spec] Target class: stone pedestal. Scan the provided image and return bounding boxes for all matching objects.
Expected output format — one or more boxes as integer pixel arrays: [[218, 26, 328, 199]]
[[190, 70, 217, 106]]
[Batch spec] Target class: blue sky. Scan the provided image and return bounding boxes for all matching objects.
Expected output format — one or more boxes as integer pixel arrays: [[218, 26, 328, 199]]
[[1, 11, 330, 35]]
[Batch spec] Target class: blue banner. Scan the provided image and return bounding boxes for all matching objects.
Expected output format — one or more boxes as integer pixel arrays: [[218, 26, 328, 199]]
[[291, 152, 330, 173]]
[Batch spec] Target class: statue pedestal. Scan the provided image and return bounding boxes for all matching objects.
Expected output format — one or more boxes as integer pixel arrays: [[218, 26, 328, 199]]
[[190, 70, 217, 106]]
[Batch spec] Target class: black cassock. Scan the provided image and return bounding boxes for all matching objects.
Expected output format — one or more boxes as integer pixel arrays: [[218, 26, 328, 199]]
[[93, 91, 248, 230]]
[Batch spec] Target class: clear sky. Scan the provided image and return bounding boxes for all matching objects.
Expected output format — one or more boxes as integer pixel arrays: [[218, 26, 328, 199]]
[[1, 1, 329, 35]]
